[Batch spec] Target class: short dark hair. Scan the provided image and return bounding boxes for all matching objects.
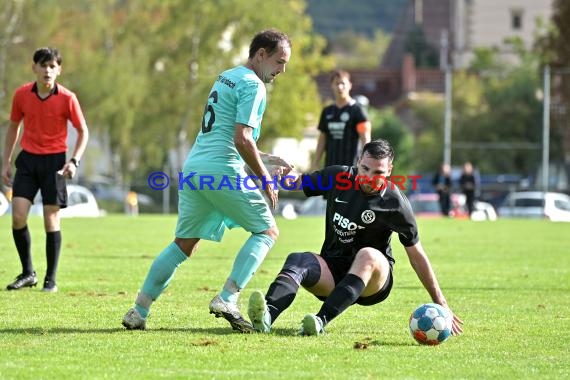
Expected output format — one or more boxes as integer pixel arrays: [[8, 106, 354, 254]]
[[362, 139, 395, 162], [248, 29, 291, 59], [33, 47, 62, 65], [330, 69, 350, 83]]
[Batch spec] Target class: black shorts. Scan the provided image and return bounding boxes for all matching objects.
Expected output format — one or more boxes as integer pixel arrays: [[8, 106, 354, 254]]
[[319, 254, 394, 306], [13, 150, 68, 207]]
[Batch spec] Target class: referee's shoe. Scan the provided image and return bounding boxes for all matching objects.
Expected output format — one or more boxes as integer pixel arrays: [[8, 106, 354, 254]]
[[6, 271, 38, 290]]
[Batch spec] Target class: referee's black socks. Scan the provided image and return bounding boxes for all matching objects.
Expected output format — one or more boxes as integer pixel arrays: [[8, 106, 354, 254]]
[[45, 231, 62, 282], [13, 226, 33, 275]]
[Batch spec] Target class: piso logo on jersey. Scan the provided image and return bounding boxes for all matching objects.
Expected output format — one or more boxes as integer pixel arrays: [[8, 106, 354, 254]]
[[332, 212, 365, 231]]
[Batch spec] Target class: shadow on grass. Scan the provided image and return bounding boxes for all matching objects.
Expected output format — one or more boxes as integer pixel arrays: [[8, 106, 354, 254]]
[[0, 327, 254, 335], [0, 327, 415, 346]]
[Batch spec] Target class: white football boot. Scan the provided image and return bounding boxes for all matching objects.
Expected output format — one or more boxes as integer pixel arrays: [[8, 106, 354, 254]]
[[209, 294, 255, 333], [122, 307, 146, 330]]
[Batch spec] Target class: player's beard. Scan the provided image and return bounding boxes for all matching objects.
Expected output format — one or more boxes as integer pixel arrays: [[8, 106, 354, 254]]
[[262, 69, 277, 84]]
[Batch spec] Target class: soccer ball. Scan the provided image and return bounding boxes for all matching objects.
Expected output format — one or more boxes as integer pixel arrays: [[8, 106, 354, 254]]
[[409, 303, 452, 345]]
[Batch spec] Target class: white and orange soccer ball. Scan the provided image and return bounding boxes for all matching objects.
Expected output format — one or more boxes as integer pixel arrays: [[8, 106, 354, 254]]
[[409, 303, 452, 345]]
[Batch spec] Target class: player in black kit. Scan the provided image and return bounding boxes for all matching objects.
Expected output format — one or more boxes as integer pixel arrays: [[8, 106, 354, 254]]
[[310, 70, 371, 170], [247, 139, 463, 336]]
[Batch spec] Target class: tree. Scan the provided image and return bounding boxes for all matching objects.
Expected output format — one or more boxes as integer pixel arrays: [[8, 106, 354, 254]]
[[405, 44, 543, 177], [0, 0, 67, 176], [326, 29, 390, 69], [369, 107, 413, 175], [535, 0, 570, 166], [0, 0, 24, 120], [0, 0, 333, 188], [404, 25, 439, 68]]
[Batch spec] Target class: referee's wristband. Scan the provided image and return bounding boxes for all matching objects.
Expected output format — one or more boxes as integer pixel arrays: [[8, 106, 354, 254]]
[[70, 158, 80, 168]]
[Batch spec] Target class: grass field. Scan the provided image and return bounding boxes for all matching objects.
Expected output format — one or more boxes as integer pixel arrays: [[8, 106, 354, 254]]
[[0, 215, 569, 379]]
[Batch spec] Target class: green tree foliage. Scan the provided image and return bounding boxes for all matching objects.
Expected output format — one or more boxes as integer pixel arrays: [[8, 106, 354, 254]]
[[408, 44, 543, 176], [0, 1, 61, 114], [469, 47, 503, 73], [0, 0, 332, 185], [535, 0, 570, 166], [404, 25, 439, 68], [535, 0, 570, 67], [406, 93, 445, 172], [327, 29, 390, 69], [306, 0, 407, 38], [369, 107, 413, 175]]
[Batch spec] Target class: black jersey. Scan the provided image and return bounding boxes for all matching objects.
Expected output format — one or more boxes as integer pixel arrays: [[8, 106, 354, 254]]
[[301, 165, 419, 264], [317, 100, 368, 167]]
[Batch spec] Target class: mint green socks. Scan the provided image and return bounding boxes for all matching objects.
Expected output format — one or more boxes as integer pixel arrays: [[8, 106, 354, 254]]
[[135, 242, 188, 318], [133, 233, 273, 317], [220, 233, 274, 304]]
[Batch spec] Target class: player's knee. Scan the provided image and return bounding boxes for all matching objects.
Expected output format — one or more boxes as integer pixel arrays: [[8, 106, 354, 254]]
[[12, 213, 27, 229], [44, 220, 61, 232], [356, 247, 388, 271], [281, 252, 320, 287], [174, 237, 199, 257], [355, 247, 376, 263], [264, 225, 279, 241]]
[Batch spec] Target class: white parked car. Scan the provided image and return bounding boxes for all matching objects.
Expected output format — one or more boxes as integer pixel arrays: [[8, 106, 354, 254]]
[[0, 191, 9, 216], [498, 191, 570, 222], [28, 184, 102, 218]]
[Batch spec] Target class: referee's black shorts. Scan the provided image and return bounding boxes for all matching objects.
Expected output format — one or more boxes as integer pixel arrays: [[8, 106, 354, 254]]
[[13, 150, 68, 208]]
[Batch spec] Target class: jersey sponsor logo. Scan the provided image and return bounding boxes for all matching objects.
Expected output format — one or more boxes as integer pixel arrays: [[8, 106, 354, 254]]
[[216, 75, 236, 89], [361, 210, 375, 224], [334, 197, 348, 203], [332, 212, 365, 231], [328, 122, 346, 139]]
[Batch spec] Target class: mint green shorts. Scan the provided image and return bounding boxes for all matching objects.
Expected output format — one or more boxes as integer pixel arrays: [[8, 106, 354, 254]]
[[175, 173, 275, 242]]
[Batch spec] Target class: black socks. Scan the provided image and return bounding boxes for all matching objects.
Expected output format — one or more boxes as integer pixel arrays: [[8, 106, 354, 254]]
[[45, 231, 62, 282], [316, 273, 365, 326], [266, 274, 300, 323], [13, 226, 33, 274]]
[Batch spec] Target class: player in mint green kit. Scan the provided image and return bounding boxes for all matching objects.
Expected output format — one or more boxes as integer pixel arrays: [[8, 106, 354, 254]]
[[122, 29, 293, 333]]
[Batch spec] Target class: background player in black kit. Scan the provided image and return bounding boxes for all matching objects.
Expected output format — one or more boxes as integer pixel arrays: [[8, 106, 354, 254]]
[[310, 69, 371, 170], [248, 139, 463, 336]]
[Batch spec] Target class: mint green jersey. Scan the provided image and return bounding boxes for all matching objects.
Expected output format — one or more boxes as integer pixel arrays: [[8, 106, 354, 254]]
[[184, 65, 266, 174]]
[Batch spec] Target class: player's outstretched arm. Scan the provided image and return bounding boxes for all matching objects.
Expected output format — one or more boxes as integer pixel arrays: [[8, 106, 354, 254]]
[[404, 242, 464, 335], [259, 152, 294, 171], [259, 152, 294, 180], [280, 171, 304, 191]]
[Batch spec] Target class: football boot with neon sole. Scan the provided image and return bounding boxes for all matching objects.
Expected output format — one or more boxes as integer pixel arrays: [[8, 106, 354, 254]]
[[300, 314, 325, 336], [247, 290, 272, 333]]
